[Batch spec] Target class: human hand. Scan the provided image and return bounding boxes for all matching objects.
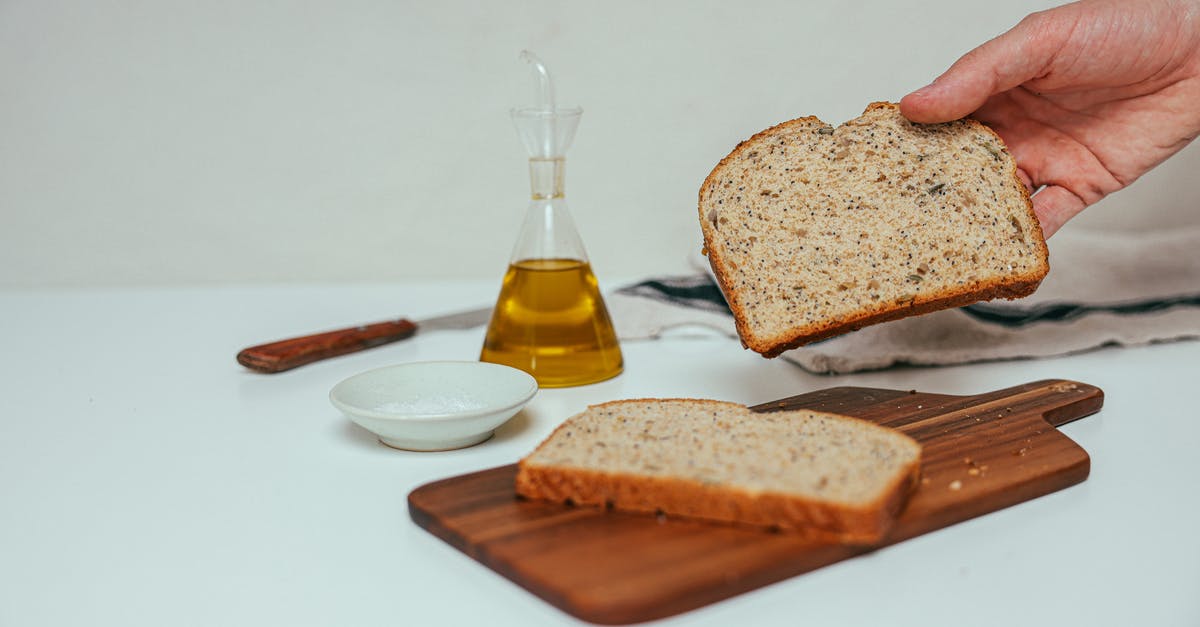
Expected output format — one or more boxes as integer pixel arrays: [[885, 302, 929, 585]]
[[900, 0, 1200, 237]]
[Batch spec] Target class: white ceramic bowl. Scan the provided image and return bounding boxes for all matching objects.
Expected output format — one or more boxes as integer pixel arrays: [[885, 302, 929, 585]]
[[329, 361, 538, 451]]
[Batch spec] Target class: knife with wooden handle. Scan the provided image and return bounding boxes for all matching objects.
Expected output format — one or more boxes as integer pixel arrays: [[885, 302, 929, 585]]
[[237, 306, 493, 373]]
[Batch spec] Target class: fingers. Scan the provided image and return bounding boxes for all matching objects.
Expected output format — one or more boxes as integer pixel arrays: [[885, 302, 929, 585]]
[[900, 11, 1068, 123], [1029, 184, 1087, 239]]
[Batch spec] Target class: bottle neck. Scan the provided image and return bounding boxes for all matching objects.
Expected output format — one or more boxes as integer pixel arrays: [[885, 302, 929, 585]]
[[529, 157, 565, 200]]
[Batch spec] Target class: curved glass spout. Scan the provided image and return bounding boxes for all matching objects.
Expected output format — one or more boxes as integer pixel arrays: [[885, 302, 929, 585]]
[[512, 51, 581, 159], [519, 50, 555, 112]]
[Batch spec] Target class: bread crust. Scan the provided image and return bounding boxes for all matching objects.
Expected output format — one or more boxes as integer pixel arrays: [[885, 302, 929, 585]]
[[698, 102, 1049, 358], [514, 398, 923, 545], [516, 455, 919, 545]]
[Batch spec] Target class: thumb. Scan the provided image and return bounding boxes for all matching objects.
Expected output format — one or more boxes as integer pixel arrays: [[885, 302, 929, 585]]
[[900, 13, 1063, 123]]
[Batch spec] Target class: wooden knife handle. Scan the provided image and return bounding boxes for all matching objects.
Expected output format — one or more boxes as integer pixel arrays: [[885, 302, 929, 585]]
[[237, 319, 418, 373]]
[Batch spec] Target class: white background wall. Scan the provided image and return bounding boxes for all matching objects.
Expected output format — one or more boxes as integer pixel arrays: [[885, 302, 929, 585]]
[[3, 0, 1197, 287]]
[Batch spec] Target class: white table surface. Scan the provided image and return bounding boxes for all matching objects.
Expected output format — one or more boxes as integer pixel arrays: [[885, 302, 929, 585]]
[[2, 281, 1197, 627]]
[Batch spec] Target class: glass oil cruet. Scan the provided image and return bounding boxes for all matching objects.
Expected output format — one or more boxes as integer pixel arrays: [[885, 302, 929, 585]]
[[479, 51, 623, 387]]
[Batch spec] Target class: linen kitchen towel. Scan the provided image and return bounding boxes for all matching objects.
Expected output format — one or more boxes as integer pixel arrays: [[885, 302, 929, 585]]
[[607, 227, 1200, 373]]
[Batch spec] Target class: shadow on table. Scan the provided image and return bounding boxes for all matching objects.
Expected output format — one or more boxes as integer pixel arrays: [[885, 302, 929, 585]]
[[332, 408, 533, 451]]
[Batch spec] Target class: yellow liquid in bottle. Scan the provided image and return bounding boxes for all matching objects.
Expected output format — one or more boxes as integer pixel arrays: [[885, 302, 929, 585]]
[[480, 258, 623, 387]]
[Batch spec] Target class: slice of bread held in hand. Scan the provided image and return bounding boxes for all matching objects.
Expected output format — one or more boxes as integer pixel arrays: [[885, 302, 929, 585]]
[[515, 398, 922, 544], [699, 102, 1049, 357]]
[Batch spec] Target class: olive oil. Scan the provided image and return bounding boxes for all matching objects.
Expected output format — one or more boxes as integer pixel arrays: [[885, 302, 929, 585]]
[[480, 258, 623, 387]]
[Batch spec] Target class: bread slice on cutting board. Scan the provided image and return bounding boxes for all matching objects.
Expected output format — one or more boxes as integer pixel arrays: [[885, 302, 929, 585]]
[[698, 102, 1049, 357], [515, 398, 922, 544]]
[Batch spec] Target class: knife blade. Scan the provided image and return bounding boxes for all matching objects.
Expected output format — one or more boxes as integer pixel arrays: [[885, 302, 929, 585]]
[[236, 306, 493, 373]]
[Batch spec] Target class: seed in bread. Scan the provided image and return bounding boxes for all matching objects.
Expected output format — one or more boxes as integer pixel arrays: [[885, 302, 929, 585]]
[[515, 398, 922, 544], [698, 102, 1049, 357]]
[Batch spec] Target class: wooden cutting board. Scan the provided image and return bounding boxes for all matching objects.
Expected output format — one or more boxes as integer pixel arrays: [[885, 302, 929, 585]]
[[408, 379, 1102, 624]]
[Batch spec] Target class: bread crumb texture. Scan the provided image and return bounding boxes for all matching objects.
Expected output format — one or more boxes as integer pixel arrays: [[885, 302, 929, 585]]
[[515, 398, 922, 543], [698, 103, 1049, 356]]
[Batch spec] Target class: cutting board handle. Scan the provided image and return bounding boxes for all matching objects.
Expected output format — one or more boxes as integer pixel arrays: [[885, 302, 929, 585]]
[[988, 379, 1104, 427], [756, 378, 1103, 430]]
